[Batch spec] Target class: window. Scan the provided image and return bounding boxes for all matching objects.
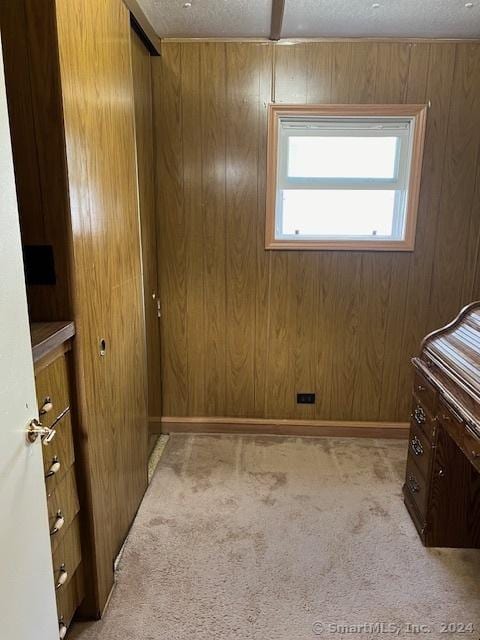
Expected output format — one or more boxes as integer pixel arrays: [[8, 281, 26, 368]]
[[266, 105, 427, 251]]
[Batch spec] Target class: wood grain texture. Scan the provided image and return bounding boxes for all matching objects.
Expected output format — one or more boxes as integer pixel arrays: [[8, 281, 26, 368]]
[[161, 416, 409, 439], [0, 0, 73, 321], [52, 515, 82, 593], [53, 0, 148, 613], [154, 41, 480, 423], [131, 29, 162, 421], [30, 321, 75, 363], [35, 351, 75, 492]]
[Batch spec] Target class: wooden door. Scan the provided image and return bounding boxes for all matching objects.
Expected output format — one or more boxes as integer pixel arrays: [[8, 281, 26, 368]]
[[55, 0, 148, 614], [131, 29, 162, 426]]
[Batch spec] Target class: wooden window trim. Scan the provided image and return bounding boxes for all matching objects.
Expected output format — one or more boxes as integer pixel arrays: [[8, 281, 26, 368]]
[[265, 103, 428, 251]]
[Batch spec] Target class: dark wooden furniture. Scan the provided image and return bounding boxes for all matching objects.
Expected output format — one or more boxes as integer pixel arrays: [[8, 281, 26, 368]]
[[403, 302, 480, 548], [31, 323, 84, 637]]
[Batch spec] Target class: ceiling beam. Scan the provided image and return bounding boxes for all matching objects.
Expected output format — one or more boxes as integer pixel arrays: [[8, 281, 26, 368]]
[[270, 0, 285, 41]]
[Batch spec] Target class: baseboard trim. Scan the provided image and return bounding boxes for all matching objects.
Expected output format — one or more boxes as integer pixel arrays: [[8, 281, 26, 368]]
[[149, 417, 163, 434], [159, 416, 410, 439]]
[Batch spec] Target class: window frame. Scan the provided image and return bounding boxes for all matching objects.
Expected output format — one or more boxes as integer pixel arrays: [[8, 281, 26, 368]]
[[265, 104, 428, 251]]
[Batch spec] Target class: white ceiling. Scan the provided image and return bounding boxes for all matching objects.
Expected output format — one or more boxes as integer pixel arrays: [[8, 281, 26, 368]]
[[137, 0, 272, 38], [137, 0, 480, 39], [284, 0, 480, 39]]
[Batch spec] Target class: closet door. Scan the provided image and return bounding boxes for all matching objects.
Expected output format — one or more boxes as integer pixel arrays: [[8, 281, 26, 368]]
[[131, 28, 162, 428], [55, 0, 148, 614]]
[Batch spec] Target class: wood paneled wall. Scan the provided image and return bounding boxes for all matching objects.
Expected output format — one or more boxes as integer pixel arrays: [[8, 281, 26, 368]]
[[154, 41, 480, 423]]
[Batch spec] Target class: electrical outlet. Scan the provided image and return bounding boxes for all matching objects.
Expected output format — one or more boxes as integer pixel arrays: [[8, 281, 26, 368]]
[[297, 393, 315, 404]]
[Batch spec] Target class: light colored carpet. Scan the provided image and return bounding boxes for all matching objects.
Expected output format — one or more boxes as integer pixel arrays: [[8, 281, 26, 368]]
[[71, 434, 480, 640]]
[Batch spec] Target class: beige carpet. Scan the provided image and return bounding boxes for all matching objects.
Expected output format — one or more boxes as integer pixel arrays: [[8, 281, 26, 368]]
[[71, 434, 480, 640]]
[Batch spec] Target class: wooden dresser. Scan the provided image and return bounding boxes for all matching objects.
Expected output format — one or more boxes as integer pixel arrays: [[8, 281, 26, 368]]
[[403, 302, 480, 548], [31, 322, 84, 638]]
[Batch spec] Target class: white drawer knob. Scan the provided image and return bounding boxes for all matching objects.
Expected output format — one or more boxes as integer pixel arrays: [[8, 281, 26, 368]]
[[40, 397, 53, 415], [50, 511, 65, 536], [46, 457, 61, 478], [59, 621, 67, 639], [56, 564, 68, 589]]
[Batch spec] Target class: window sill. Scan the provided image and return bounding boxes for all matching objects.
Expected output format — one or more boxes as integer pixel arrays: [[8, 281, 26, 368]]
[[265, 238, 415, 251]]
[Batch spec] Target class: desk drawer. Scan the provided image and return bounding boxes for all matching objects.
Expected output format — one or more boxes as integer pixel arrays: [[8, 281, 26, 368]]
[[52, 515, 82, 593], [404, 455, 429, 517], [410, 397, 437, 443], [35, 354, 71, 430], [408, 420, 433, 480], [413, 370, 437, 417], [47, 468, 80, 554], [42, 411, 75, 492], [57, 566, 85, 633]]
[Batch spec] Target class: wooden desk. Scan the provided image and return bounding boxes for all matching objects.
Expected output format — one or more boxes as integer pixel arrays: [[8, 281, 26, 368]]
[[403, 302, 480, 548]]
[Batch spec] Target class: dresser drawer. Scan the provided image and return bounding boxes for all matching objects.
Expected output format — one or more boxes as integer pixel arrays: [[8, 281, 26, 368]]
[[408, 419, 433, 480], [52, 515, 82, 593], [47, 468, 80, 553], [404, 455, 430, 517], [410, 396, 437, 443], [43, 410, 75, 491], [57, 566, 85, 633], [412, 370, 437, 417], [35, 354, 71, 430]]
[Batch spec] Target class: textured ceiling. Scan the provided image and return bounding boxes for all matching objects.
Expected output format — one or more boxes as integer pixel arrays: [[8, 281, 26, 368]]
[[137, 0, 272, 38], [137, 0, 480, 39], [283, 0, 480, 39]]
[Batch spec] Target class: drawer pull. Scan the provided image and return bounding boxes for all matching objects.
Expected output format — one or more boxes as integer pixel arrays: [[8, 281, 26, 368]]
[[438, 467, 445, 477], [50, 511, 65, 536], [407, 473, 420, 494], [42, 426, 57, 446], [41, 407, 70, 447], [416, 385, 426, 392], [55, 564, 68, 589], [45, 456, 61, 478], [412, 406, 426, 425], [59, 620, 67, 639], [471, 450, 480, 459], [39, 397, 53, 415], [410, 436, 424, 456]]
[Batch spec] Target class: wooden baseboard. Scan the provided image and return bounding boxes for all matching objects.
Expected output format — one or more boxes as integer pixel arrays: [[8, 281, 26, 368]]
[[159, 416, 410, 439], [148, 417, 163, 434]]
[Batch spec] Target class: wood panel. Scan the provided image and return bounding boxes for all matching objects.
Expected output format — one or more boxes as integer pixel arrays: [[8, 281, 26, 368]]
[[154, 41, 480, 423], [131, 29, 162, 422], [161, 416, 409, 439], [0, 0, 72, 321], [55, 0, 148, 613]]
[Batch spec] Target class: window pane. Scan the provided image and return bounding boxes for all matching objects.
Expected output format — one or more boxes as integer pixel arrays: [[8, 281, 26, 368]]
[[287, 136, 399, 179], [280, 190, 397, 238]]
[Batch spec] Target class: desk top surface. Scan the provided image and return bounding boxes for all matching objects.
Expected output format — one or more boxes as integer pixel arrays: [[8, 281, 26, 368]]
[[30, 321, 75, 364]]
